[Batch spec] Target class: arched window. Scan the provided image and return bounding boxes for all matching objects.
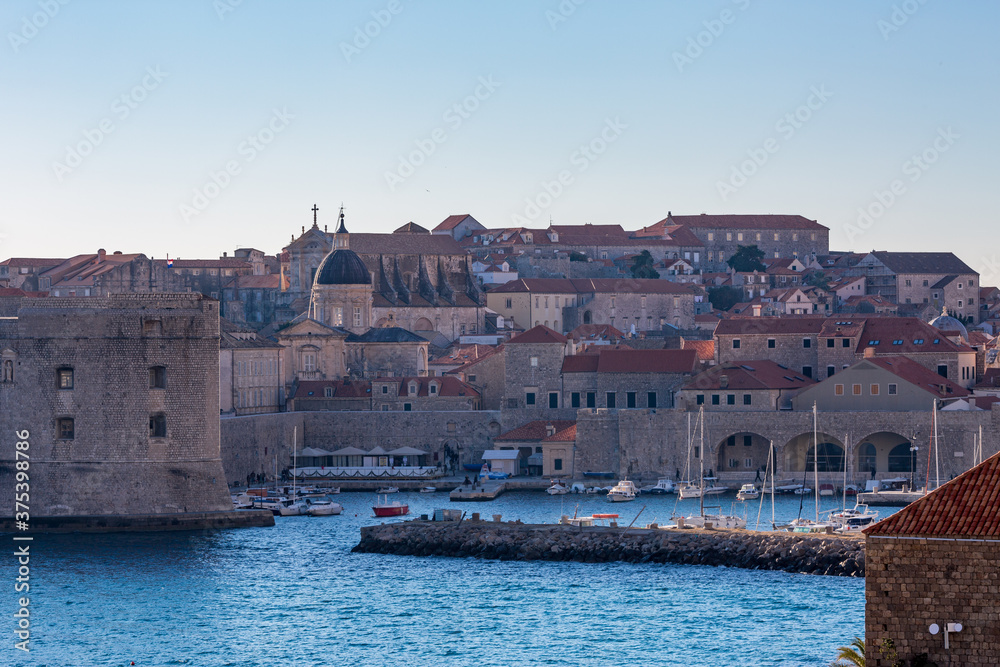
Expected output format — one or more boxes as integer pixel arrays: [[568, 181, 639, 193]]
[[806, 441, 844, 472], [583, 311, 592, 324], [858, 442, 876, 474], [888, 442, 914, 473]]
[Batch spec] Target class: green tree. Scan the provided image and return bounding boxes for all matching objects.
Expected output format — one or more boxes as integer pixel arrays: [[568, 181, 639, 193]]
[[630, 250, 660, 279], [831, 637, 865, 666], [726, 244, 766, 272], [804, 270, 831, 291], [569, 251, 588, 262], [707, 286, 744, 311]]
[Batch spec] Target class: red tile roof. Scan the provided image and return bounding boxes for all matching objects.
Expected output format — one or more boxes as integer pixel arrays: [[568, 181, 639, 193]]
[[568, 324, 625, 341], [496, 420, 577, 442], [543, 424, 577, 442], [598, 349, 698, 374], [490, 278, 693, 295], [682, 339, 715, 362], [0, 257, 65, 267], [391, 376, 480, 398], [429, 343, 498, 366], [863, 356, 970, 399], [157, 258, 251, 269], [682, 360, 816, 391], [661, 213, 827, 231], [293, 379, 371, 399], [506, 325, 567, 344], [433, 214, 473, 231], [865, 450, 1000, 538], [0, 288, 47, 298], [975, 368, 1000, 389]]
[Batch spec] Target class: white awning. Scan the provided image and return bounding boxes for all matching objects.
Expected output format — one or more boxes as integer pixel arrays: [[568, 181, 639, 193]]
[[483, 450, 520, 460]]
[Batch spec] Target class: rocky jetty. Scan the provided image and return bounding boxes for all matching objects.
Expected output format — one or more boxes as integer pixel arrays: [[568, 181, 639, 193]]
[[353, 520, 865, 577]]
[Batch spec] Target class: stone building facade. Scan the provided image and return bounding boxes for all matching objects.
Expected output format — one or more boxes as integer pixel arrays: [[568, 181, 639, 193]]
[[0, 294, 233, 519], [501, 326, 573, 410], [561, 349, 699, 410], [864, 452, 1000, 666], [220, 320, 283, 416]]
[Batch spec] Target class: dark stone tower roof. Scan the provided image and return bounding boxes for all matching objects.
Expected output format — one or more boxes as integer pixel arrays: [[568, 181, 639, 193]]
[[314, 249, 370, 286]]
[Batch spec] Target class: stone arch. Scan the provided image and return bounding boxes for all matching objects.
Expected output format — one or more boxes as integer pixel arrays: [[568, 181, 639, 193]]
[[374, 317, 390, 328], [583, 310, 592, 324], [414, 317, 433, 331], [783, 432, 846, 473], [888, 442, 916, 473], [714, 431, 772, 477], [855, 431, 912, 477]]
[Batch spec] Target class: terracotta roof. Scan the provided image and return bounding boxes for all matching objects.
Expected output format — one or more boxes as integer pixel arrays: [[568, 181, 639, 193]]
[[350, 233, 466, 255], [506, 325, 567, 344], [496, 420, 577, 442], [394, 222, 429, 234], [0, 288, 47, 298], [429, 343, 498, 366], [682, 339, 715, 361], [445, 344, 503, 375], [863, 356, 970, 399], [293, 379, 372, 399], [433, 214, 474, 231], [715, 316, 828, 336], [543, 424, 577, 442], [658, 214, 827, 231], [490, 278, 693, 295], [975, 368, 1000, 389], [561, 355, 600, 373], [0, 257, 65, 267], [568, 324, 625, 341], [865, 450, 1000, 538], [857, 317, 962, 355], [868, 251, 976, 275], [595, 349, 698, 374], [682, 360, 817, 391], [158, 258, 251, 269], [390, 376, 480, 398]]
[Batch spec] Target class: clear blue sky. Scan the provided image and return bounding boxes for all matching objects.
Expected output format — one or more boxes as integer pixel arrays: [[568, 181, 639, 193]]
[[2, 1, 997, 277]]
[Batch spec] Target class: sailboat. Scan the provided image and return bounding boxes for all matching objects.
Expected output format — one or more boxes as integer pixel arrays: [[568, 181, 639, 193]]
[[782, 403, 837, 533], [673, 408, 746, 529], [676, 413, 702, 499], [279, 427, 309, 516]]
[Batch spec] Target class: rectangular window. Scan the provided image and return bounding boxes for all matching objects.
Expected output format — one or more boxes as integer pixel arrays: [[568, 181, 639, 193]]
[[774, 233, 780, 241], [743, 394, 751, 405], [586, 392, 596, 408], [888, 383, 897, 395], [647, 392, 657, 408], [802, 338, 812, 348], [767, 338, 775, 349], [353, 307, 362, 327], [696, 394, 705, 405], [870, 384, 880, 395], [737, 232, 743, 241], [57, 417, 74, 440], [707, 233, 714, 241], [711, 394, 720, 405], [382, 385, 388, 394], [827, 339, 835, 348], [525, 391, 536, 406], [727, 394, 735, 405], [727, 436, 736, 447], [937, 365, 948, 378], [827, 366, 835, 378], [149, 414, 167, 438], [835, 384, 844, 396], [554, 459, 563, 471], [530, 356, 539, 367], [303, 353, 317, 373], [694, 446, 701, 459], [332, 307, 343, 326], [802, 366, 813, 378], [149, 366, 166, 389], [548, 392, 559, 409], [852, 384, 862, 396], [571, 392, 581, 408], [626, 392, 636, 408], [606, 392, 616, 409], [404, 403, 412, 412], [732, 338, 741, 349], [726, 233, 733, 241], [57, 367, 74, 390], [842, 338, 851, 348], [505, 298, 512, 309]]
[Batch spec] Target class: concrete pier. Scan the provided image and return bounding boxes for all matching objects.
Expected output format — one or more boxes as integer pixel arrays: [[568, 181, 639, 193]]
[[353, 519, 865, 577], [0, 510, 275, 533], [449, 480, 507, 501]]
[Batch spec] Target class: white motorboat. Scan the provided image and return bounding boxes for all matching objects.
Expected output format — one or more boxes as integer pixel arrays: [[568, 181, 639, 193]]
[[793, 486, 813, 495], [736, 484, 759, 501], [607, 479, 637, 502], [677, 483, 703, 499], [375, 486, 399, 494], [830, 503, 879, 531], [701, 478, 729, 496], [419, 486, 437, 493], [649, 478, 676, 494], [306, 497, 343, 516], [674, 512, 746, 530], [278, 499, 309, 516], [546, 480, 570, 495]]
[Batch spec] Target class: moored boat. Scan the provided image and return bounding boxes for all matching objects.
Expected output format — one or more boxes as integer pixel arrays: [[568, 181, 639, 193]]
[[373, 495, 408, 517], [306, 497, 343, 516], [606, 479, 637, 502], [546, 480, 570, 495], [736, 484, 759, 501], [419, 486, 437, 493], [376, 486, 399, 494]]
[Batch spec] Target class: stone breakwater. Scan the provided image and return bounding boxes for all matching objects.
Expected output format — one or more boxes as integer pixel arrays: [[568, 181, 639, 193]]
[[352, 520, 866, 577]]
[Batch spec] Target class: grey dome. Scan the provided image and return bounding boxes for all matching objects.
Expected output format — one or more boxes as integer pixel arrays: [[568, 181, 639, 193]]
[[314, 249, 370, 286], [929, 310, 968, 340]]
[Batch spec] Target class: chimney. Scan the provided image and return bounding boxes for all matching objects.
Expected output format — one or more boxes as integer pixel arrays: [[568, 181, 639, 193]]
[[545, 424, 556, 437], [720, 374, 729, 389], [97, 248, 106, 262], [863, 346, 875, 359], [752, 304, 762, 317]]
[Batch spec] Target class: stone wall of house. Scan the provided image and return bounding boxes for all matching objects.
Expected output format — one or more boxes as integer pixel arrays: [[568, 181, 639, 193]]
[[866, 536, 1000, 666], [565, 291, 695, 332], [0, 294, 233, 517], [345, 340, 427, 378], [502, 342, 567, 409]]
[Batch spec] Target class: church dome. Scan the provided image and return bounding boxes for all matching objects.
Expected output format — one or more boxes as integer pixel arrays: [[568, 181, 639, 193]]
[[929, 309, 968, 340], [314, 249, 371, 286]]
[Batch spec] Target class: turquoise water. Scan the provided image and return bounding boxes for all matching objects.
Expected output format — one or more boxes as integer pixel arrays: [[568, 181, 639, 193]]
[[17, 491, 886, 666]]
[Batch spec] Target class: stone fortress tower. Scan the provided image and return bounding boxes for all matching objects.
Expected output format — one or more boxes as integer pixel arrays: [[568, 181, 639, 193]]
[[0, 293, 269, 530]]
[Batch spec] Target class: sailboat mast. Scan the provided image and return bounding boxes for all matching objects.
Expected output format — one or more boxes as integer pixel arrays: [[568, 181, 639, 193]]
[[813, 402, 819, 523], [698, 407, 705, 517], [292, 426, 297, 496], [770, 440, 775, 526], [842, 432, 849, 510]]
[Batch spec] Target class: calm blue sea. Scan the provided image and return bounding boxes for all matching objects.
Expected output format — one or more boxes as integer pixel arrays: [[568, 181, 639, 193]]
[[13, 492, 893, 667]]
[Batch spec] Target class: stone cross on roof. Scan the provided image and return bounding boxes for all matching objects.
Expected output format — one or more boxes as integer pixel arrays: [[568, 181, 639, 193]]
[[311, 204, 319, 228]]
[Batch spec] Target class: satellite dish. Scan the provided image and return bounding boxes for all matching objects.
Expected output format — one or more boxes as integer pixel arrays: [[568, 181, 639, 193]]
[[929, 624, 940, 635]]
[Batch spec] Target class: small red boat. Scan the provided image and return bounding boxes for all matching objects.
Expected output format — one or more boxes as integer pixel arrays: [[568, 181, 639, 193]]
[[373, 495, 408, 517]]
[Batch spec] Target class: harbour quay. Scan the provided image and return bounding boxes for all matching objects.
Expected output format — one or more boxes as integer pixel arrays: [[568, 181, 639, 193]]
[[352, 519, 865, 577]]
